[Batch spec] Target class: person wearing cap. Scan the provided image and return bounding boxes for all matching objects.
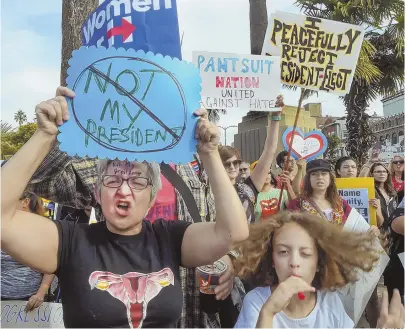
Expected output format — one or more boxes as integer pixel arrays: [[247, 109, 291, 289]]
[[287, 159, 351, 225]]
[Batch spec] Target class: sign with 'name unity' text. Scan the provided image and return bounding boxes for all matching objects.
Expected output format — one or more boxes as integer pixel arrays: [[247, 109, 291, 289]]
[[336, 177, 376, 225], [58, 47, 201, 163], [193, 51, 281, 112], [82, 0, 182, 59], [262, 11, 364, 95]]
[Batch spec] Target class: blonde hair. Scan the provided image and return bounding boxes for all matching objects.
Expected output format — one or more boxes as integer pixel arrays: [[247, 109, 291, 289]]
[[234, 211, 380, 290]]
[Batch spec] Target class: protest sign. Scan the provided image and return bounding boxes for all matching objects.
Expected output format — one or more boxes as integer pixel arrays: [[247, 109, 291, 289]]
[[281, 127, 327, 161], [58, 47, 201, 163], [193, 51, 281, 112], [1, 301, 64, 328], [336, 208, 389, 325], [262, 11, 364, 95], [82, 0, 182, 59], [336, 178, 376, 225]]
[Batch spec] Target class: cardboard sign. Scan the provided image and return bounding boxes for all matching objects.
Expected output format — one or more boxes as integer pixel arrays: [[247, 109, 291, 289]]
[[58, 47, 201, 163], [336, 208, 389, 325], [282, 127, 328, 161], [1, 301, 64, 328], [262, 11, 364, 95], [193, 51, 281, 112], [336, 178, 376, 226], [82, 0, 182, 59]]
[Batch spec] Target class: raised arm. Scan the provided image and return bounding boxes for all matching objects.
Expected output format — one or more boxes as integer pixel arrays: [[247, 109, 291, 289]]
[[181, 110, 248, 267], [249, 96, 284, 192], [1, 87, 75, 274]]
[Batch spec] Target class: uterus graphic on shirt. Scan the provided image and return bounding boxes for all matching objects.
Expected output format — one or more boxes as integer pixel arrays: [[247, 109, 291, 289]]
[[89, 268, 174, 328]]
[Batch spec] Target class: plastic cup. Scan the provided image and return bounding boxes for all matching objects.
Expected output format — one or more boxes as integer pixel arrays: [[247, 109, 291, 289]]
[[196, 260, 227, 294]]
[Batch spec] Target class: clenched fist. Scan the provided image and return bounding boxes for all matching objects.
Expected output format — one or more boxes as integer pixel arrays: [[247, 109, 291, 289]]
[[35, 86, 75, 136], [194, 109, 220, 154]]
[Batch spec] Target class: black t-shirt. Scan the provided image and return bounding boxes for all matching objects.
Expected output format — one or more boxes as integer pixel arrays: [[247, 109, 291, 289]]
[[235, 176, 259, 224], [55, 218, 191, 328]]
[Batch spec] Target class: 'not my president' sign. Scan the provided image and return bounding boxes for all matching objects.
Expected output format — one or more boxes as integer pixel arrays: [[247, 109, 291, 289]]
[[193, 51, 281, 112]]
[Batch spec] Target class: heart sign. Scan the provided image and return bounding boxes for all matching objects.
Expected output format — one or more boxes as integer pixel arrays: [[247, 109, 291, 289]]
[[282, 127, 328, 161]]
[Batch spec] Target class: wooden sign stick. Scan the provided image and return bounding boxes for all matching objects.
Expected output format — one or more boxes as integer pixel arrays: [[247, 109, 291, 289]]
[[277, 88, 305, 210]]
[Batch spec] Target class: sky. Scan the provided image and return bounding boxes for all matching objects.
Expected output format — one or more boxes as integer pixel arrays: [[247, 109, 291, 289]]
[[1, 0, 384, 145]]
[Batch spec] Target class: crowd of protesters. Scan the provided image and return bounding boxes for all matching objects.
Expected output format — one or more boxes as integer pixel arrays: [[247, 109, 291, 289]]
[[1, 86, 403, 328]]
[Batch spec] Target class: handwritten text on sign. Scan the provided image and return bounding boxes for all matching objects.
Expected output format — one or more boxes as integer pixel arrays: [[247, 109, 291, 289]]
[[58, 47, 201, 163], [193, 51, 281, 112], [1, 301, 64, 328], [262, 12, 364, 95], [282, 127, 328, 161]]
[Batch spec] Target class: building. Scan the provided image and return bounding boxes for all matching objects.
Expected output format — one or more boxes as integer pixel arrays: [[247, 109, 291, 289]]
[[233, 103, 322, 163], [382, 90, 404, 117]]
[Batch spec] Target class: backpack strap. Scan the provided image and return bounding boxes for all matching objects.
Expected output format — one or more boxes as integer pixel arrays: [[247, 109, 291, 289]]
[[160, 163, 201, 223]]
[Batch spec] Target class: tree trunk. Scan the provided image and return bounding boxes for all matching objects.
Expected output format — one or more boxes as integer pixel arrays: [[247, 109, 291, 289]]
[[60, 0, 99, 86], [248, 0, 268, 117], [249, 0, 268, 55], [344, 80, 376, 167]]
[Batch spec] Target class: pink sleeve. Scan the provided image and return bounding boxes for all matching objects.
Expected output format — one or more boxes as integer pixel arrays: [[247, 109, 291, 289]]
[[341, 199, 352, 221], [287, 198, 300, 211]]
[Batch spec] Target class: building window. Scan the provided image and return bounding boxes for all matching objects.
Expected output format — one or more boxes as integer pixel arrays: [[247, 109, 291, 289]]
[[386, 134, 391, 142], [382, 123, 385, 129], [399, 131, 404, 143], [380, 135, 384, 143], [392, 132, 398, 145], [389, 121, 392, 128]]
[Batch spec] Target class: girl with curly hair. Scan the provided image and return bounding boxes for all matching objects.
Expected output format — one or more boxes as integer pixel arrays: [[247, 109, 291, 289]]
[[287, 159, 351, 225], [233, 211, 381, 328]]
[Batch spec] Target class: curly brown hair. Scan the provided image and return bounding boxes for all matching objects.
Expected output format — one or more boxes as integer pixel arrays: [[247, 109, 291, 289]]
[[234, 211, 380, 290], [302, 172, 342, 210], [370, 162, 397, 197]]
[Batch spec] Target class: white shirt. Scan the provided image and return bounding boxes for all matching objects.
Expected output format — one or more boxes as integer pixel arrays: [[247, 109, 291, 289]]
[[235, 286, 354, 328]]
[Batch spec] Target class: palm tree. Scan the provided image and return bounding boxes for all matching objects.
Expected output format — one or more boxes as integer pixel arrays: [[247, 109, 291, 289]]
[[14, 110, 27, 126], [249, 0, 404, 167], [61, 0, 99, 85], [294, 0, 404, 166], [1, 121, 13, 135]]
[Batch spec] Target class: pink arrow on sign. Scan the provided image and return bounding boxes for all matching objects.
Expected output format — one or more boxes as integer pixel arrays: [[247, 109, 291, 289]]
[[107, 18, 136, 42]]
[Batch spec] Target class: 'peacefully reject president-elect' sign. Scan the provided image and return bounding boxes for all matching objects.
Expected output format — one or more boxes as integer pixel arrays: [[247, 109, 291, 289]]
[[193, 51, 281, 112], [262, 11, 364, 95], [58, 47, 201, 163]]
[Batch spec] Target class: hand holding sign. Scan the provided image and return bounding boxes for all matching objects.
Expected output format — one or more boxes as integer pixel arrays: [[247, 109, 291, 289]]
[[35, 87, 75, 136], [58, 47, 201, 163], [194, 109, 220, 155]]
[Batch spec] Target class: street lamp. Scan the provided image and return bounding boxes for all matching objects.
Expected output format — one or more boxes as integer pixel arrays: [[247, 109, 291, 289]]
[[218, 125, 238, 146]]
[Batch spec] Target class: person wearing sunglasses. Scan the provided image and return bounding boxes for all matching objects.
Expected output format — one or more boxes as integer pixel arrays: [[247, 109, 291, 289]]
[[389, 156, 404, 202], [1, 87, 249, 328], [218, 95, 285, 225], [238, 162, 251, 183]]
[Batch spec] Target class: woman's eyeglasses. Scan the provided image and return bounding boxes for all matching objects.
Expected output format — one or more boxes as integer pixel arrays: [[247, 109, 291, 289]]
[[393, 160, 404, 165], [224, 160, 242, 169], [102, 175, 151, 190]]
